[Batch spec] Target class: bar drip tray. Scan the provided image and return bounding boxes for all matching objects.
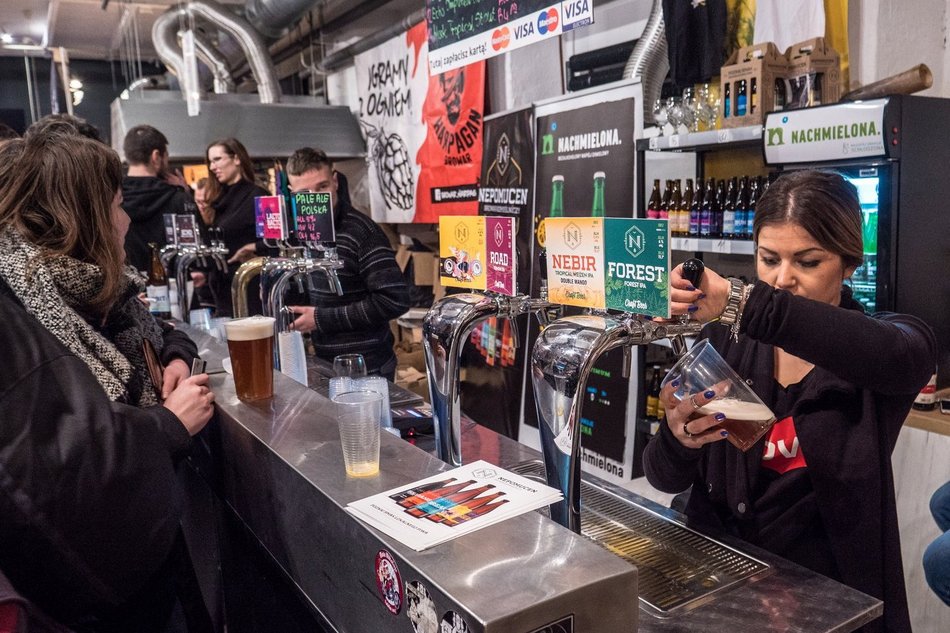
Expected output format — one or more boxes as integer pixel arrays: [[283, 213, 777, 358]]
[[510, 460, 770, 617]]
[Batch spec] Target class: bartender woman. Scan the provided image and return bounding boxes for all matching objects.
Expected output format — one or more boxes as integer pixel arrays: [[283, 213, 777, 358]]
[[203, 137, 269, 316], [644, 170, 936, 633]]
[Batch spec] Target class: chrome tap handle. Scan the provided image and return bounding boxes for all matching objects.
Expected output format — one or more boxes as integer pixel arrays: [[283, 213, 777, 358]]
[[670, 258, 705, 357], [622, 346, 631, 379], [323, 267, 344, 296]]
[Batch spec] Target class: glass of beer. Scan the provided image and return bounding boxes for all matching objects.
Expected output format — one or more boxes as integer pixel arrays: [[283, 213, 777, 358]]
[[224, 316, 276, 401], [661, 339, 776, 451], [332, 390, 383, 477]]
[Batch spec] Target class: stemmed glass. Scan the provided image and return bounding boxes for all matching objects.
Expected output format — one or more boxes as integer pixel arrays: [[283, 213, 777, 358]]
[[652, 98, 669, 130], [333, 353, 367, 378]]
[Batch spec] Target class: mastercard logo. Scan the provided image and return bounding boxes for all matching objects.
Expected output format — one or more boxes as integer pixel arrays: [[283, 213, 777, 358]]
[[537, 8, 559, 34], [492, 27, 511, 51]]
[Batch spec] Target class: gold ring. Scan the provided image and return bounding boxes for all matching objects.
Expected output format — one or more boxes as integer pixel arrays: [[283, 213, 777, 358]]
[[683, 422, 694, 438], [689, 394, 702, 410]]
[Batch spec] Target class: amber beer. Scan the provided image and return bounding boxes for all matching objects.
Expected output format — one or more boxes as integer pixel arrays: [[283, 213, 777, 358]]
[[695, 398, 776, 451], [225, 316, 276, 400]]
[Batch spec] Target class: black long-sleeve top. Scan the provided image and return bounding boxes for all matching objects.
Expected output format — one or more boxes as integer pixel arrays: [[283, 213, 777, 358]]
[[308, 201, 411, 373], [643, 282, 936, 633]]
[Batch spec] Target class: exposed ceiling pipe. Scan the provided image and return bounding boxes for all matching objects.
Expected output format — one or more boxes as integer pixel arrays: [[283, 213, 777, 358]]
[[191, 29, 235, 94], [622, 0, 668, 125], [244, 0, 323, 41], [186, 0, 281, 103], [151, 6, 192, 93], [315, 7, 425, 74]]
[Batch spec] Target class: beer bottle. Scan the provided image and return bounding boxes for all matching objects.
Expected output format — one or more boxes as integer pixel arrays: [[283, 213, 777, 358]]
[[689, 179, 704, 237], [645, 365, 661, 421], [426, 491, 507, 523], [398, 479, 475, 509], [679, 178, 694, 237], [147, 242, 172, 319], [647, 179, 662, 220], [663, 179, 680, 222], [550, 175, 565, 218], [722, 177, 738, 239], [406, 484, 496, 518], [699, 179, 714, 237], [390, 478, 457, 503], [659, 180, 672, 221], [736, 80, 748, 116], [746, 177, 761, 238], [441, 499, 511, 527], [724, 82, 732, 118], [591, 171, 606, 217], [750, 78, 758, 114], [713, 179, 726, 238], [734, 176, 750, 239]]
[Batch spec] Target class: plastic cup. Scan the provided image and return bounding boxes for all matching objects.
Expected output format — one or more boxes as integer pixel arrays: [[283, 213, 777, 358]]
[[332, 390, 383, 477], [333, 353, 367, 378], [357, 376, 392, 429], [189, 308, 213, 331], [661, 339, 777, 451], [224, 316, 276, 401]]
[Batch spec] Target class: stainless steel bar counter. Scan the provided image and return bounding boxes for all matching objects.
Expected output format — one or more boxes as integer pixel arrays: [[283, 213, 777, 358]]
[[185, 326, 881, 632]]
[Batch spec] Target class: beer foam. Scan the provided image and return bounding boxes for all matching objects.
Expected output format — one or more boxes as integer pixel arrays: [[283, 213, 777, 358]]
[[697, 398, 774, 421], [224, 316, 276, 341]]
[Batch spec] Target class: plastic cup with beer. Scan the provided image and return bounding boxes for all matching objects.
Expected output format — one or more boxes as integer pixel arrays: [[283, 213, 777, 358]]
[[332, 353, 367, 378], [661, 339, 776, 451], [332, 389, 383, 477], [224, 316, 276, 401]]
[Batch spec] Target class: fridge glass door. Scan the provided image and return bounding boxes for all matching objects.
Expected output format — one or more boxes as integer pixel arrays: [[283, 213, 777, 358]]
[[841, 170, 880, 311]]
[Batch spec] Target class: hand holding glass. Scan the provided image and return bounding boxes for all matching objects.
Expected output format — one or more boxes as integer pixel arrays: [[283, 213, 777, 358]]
[[332, 390, 383, 477], [661, 339, 776, 451]]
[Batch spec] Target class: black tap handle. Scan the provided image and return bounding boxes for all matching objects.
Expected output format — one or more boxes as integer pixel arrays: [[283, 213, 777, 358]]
[[538, 248, 548, 282], [682, 258, 705, 288]]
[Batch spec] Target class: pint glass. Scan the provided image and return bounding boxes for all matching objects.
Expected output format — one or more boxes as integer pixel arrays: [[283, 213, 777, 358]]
[[225, 316, 276, 401]]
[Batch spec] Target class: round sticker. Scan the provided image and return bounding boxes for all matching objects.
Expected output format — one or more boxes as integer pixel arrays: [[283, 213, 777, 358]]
[[440, 610, 471, 633], [442, 257, 456, 275], [375, 550, 403, 615], [406, 581, 438, 633]]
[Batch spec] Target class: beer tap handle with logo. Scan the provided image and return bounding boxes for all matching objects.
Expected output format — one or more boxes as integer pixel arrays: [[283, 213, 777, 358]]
[[669, 258, 704, 357]]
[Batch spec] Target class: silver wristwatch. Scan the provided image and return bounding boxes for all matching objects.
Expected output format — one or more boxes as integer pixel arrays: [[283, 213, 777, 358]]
[[718, 277, 746, 326]]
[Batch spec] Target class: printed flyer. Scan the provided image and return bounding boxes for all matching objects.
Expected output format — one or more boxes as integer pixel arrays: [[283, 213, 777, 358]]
[[346, 460, 562, 551]]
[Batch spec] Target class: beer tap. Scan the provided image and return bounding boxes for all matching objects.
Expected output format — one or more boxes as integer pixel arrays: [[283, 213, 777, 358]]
[[423, 249, 561, 468], [531, 259, 705, 533]]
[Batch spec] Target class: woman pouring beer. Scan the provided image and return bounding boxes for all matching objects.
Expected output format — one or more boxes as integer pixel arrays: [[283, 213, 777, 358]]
[[643, 170, 936, 633]]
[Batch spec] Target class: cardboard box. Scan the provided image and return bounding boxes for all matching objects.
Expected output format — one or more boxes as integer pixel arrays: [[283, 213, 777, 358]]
[[720, 42, 787, 129], [782, 37, 841, 111]]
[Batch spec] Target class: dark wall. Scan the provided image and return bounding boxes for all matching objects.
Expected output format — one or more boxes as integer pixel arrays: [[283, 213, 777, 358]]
[[0, 56, 164, 144]]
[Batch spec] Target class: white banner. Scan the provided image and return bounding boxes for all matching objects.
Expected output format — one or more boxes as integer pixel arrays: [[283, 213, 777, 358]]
[[354, 24, 429, 223], [763, 99, 888, 164]]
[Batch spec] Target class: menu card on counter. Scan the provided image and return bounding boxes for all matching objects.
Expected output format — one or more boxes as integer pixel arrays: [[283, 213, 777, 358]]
[[346, 460, 562, 551]]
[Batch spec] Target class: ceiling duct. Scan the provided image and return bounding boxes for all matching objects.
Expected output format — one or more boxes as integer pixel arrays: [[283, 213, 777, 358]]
[[316, 7, 425, 73], [192, 29, 235, 94], [112, 91, 365, 162], [622, 0, 668, 124], [244, 0, 322, 41]]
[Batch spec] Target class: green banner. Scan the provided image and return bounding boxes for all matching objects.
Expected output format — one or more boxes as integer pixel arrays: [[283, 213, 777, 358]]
[[603, 218, 670, 318]]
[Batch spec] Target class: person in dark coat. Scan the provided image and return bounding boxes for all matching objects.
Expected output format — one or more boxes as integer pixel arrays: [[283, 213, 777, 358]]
[[644, 170, 936, 633], [202, 138, 270, 317], [0, 130, 215, 632], [121, 124, 193, 273]]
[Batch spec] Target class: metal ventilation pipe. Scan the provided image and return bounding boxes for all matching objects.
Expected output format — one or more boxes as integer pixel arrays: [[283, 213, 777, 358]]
[[622, 0, 668, 124], [244, 0, 321, 41], [191, 29, 235, 94], [151, 6, 192, 93], [187, 0, 281, 103]]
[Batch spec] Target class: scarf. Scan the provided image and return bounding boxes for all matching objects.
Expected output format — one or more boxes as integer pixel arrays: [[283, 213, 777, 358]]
[[0, 226, 165, 407]]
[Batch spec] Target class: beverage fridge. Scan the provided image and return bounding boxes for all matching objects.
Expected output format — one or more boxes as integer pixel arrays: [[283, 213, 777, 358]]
[[764, 95, 950, 387]]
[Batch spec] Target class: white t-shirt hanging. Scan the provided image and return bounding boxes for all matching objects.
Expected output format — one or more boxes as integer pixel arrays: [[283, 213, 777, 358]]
[[753, 0, 826, 52]]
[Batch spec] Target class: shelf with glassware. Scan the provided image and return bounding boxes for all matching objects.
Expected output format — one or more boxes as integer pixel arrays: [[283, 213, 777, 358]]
[[636, 124, 764, 153]]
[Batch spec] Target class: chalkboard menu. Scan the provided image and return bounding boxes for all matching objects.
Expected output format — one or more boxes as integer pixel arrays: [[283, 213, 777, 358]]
[[292, 192, 336, 244], [427, 1, 594, 73]]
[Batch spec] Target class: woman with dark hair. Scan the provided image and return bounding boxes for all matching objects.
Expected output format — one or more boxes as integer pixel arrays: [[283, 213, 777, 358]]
[[644, 170, 936, 633], [203, 137, 269, 316], [0, 129, 214, 631]]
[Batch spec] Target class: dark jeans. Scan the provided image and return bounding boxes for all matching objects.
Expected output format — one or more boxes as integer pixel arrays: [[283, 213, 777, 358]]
[[924, 480, 950, 606]]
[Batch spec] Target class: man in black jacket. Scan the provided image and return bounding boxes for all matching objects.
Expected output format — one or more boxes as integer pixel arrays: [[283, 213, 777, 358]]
[[122, 125, 192, 272]]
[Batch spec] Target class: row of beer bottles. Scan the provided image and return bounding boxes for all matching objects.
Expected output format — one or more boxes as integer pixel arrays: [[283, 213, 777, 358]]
[[549, 171, 606, 217], [389, 478, 510, 527], [647, 175, 770, 239]]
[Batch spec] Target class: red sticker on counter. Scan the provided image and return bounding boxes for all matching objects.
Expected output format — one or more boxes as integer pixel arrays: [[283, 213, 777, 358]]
[[375, 550, 403, 615]]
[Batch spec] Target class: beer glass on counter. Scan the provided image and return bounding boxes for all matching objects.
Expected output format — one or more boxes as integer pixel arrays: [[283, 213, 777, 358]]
[[333, 353, 367, 378], [224, 316, 276, 401], [662, 339, 776, 451], [332, 390, 383, 477]]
